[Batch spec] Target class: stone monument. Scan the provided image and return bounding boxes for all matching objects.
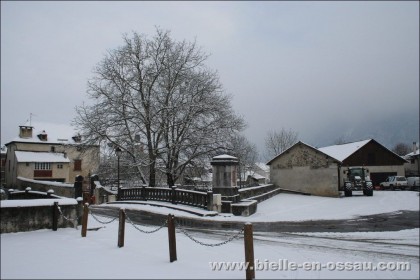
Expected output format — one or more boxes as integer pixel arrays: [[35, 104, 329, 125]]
[[211, 154, 240, 212]]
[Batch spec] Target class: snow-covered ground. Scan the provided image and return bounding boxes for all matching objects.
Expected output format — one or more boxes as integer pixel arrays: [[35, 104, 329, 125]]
[[1, 191, 419, 279]]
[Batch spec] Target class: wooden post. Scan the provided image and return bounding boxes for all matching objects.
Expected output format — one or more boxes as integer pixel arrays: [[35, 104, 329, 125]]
[[167, 214, 177, 262], [81, 203, 89, 237], [207, 191, 213, 211], [244, 223, 255, 280], [118, 208, 126, 248], [52, 202, 59, 231]]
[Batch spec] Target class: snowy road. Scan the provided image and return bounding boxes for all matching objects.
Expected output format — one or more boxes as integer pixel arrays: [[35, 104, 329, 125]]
[[183, 227, 420, 265], [90, 206, 419, 232]]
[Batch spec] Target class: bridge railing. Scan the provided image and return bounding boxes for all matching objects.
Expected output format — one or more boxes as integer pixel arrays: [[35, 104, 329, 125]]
[[119, 187, 211, 210]]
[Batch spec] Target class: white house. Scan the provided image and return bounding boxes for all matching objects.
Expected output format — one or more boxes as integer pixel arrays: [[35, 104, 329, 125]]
[[4, 122, 100, 188]]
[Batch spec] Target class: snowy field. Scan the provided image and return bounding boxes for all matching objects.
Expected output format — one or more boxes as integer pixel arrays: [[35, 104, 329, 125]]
[[1, 191, 419, 279]]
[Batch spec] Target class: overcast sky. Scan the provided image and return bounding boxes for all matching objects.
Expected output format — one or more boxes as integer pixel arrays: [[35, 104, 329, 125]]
[[1, 1, 419, 155]]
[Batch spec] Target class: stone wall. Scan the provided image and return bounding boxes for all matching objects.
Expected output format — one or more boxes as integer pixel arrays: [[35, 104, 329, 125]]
[[16, 177, 75, 198], [1, 200, 81, 233], [238, 184, 276, 200], [270, 143, 340, 197]]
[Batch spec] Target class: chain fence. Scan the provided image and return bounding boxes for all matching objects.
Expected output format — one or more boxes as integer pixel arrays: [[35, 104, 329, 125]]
[[57, 205, 80, 229], [124, 209, 167, 234], [88, 207, 118, 225], [176, 222, 245, 247], [84, 206, 246, 248]]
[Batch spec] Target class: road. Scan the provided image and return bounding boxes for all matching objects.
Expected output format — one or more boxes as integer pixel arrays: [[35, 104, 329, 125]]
[[89, 205, 419, 232]]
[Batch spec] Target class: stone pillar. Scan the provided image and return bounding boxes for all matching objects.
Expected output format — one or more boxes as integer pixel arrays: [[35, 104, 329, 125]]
[[211, 154, 240, 204]]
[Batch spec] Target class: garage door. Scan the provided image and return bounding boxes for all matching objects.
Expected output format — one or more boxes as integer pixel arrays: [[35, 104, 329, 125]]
[[370, 172, 397, 187]]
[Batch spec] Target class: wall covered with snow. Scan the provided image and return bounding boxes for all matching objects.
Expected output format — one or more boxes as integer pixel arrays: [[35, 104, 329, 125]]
[[16, 177, 75, 198], [1, 198, 80, 233]]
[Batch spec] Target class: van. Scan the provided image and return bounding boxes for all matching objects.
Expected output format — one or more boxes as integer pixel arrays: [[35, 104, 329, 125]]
[[407, 177, 419, 191]]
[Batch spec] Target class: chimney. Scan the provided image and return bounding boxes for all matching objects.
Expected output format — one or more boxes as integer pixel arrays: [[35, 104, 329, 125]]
[[19, 126, 34, 138], [72, 133, 82, 143], [414, 142, 418, 154], [37, 130, 48, 141]]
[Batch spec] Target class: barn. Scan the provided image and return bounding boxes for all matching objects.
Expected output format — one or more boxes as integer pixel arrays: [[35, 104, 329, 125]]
[[267, 141, 341, 197], [267, 139, 408, 197], [319, 139, 407, 187]]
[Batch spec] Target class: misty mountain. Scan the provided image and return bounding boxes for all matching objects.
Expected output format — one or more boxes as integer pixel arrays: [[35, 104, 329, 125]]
[[311, 110, 419, 150]]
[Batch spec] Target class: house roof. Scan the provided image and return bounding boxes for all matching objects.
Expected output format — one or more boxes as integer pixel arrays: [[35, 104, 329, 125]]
[[245, 171, 266, 180], [15, 151, 70, 163], [404, 149, 420, 159], [5, 121, 83, 146], [254, 162, 269, 172], [266, 141, 341, 165], [318, 139, 371, 162]]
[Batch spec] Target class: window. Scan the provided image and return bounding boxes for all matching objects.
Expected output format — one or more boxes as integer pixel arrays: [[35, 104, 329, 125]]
[[57, 164, 63, 169], [35, 162, 51, 170], [51, 146, 56, 152], [74, 159, 82, 171]]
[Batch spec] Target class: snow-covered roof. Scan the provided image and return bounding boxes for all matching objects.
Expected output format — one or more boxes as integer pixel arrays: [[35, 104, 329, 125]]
[[404, 149, 419, 158], [15, 151, 70, 163], [318, 139, 371, 162], [212, 154, 238, 160], [267, 141, 340, 165], [244, 171, 266, 180], [6, 121, 82, 145], [254, 162, 269, 172]]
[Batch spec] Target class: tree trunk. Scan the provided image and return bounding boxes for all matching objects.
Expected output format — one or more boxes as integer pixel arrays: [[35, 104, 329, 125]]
[[166, 173, 175, 187]]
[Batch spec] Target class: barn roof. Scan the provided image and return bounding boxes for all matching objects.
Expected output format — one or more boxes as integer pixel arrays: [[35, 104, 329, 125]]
[[318, 139, 371, 162], [266, 141, 341, 165]]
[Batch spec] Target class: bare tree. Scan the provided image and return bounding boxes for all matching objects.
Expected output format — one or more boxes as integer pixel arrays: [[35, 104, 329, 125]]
[[227, 134, 259, 187], [334, 136, 349, 145], [73, 28, 245, 187], [392, 142, 412, 156], [264, 128, 298, 161]]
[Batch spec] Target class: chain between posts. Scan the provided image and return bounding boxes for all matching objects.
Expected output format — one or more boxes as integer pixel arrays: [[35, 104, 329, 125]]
[[176, 222, 245, 247], [88, 207, 118, 224], [57, 205, 79, 229], [124, 209, 167, 234], [82, 205, 245, 248]]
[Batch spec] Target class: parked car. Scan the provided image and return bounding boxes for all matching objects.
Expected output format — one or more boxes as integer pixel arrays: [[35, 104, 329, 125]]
[[379, 176, 408, 190], [407, 177, 419, 191]]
